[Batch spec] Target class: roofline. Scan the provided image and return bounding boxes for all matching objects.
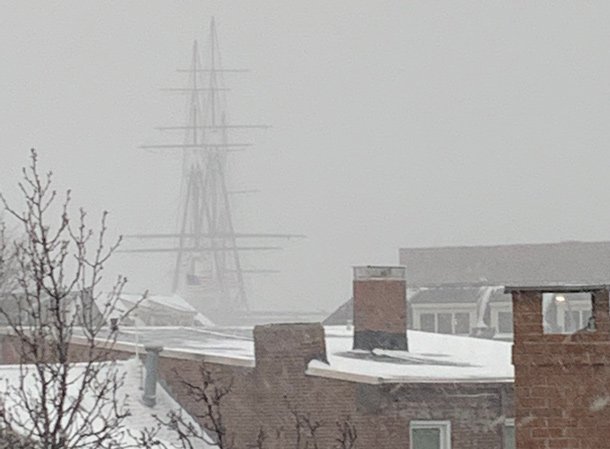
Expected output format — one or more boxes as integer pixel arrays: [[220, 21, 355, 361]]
[[504, 284, 610, 294], [74, 335, 256, 368], [306, 364, 513, 385], [409, 283, 505, 288], [0, 327, 510, 381], [399, 239, 610, 252], [0, 327, 255, 369]]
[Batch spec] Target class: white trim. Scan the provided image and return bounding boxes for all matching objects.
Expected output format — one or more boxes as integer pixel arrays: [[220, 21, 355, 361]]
[[410, 420, 451, 449], [306, 363, 513, 384]]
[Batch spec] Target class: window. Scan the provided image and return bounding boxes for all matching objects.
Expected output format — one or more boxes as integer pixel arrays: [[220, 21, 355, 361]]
[[581, 310, 592, 328], [498, 311, 513, 334], [563, 310, 580, 333], [504, 418, 515, 449], [542, 293, 593, 334], [418, 312, 472, 334], [420, 313, 435, 332], [454, 313, 470, 334], [437, 313, 452, 334], [410, 421, 451, 449]]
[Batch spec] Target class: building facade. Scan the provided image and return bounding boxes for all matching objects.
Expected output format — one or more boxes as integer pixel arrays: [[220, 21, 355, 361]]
[[327, 241, 610, 341], [400, 241, 610, 341], [508, 284, 610, 449], [0, 265, 516, 449]]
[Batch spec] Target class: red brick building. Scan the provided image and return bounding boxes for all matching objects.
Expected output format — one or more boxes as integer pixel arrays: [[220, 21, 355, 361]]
[[0, 266, 516, 449], [508, 284, 610, 449]]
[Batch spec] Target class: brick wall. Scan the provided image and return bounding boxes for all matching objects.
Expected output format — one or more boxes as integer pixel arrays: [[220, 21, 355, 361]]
[[0, 333, 134, 364], [155, 324, 513, 449], [354, 280, 407, 335], [0, 326, 514, 449], [353, 266, 408, 351], [511, 288, 610, 449], [157, 360, 512, 448]]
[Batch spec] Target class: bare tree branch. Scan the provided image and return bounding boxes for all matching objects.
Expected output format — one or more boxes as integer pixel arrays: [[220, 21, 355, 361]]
[[0, 149, 145, 448], [156, 364, 231, 448], [156, 361, 359, 449], [334, 417, 357, 449]]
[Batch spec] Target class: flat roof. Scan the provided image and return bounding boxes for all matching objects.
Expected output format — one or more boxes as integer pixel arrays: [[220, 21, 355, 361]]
[[310, 326, 513, 384], [77, 325, 513, 385]]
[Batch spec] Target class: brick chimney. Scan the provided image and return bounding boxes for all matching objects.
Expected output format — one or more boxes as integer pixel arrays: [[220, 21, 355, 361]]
[[254, 323, 327, 375], [507, 285, 610, 449], [353, 266, 408, 351]]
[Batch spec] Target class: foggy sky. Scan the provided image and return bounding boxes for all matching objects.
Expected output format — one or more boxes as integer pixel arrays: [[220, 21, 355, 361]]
[[2, 1, 610, 313]]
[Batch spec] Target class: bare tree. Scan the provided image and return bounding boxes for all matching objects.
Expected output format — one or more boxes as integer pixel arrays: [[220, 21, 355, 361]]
[[0, 149, 144, 448], [334, 418, 357, 449], [290, 408, 322, 449], [156, 364, 233, 449], [158, 363, 358, 449]]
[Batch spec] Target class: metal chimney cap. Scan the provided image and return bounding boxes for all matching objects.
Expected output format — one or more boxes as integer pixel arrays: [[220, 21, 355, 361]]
[[144, 345, 164, 353]]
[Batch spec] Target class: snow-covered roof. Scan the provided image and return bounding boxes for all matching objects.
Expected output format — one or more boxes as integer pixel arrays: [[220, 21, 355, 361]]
[[120, 293, 198, 313], [103, 326, 255, 366], [0, 358, 211, 448], [95, 293, 213, 325], [106, 325, 513, 385], [308, 326, 514, 384]]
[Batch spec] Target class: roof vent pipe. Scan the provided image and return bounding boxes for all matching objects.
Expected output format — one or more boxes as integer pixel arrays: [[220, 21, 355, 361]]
[[142, 345, 163, 407]]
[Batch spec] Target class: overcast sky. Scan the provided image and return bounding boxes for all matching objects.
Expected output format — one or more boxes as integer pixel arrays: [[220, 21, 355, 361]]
[[2, 1, 610, 313]]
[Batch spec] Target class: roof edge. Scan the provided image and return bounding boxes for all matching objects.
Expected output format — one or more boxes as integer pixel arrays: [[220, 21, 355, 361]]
[[505, 284, 610, 294]]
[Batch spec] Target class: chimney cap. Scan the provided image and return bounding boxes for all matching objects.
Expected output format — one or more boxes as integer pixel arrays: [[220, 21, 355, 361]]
[[353, 266, 406, 281], [144, 345, 164, 353]]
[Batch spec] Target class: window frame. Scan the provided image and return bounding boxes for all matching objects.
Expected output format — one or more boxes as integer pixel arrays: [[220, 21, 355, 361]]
[[409, 420, 451, 449], [497, 310, 513, 335], [490, 301, 514, 338], [413, 305, 474, 335], [420, 312, 436, 332]]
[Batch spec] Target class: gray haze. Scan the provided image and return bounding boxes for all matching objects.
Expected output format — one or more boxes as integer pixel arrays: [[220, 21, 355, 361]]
[[2, 1, 610, 313]]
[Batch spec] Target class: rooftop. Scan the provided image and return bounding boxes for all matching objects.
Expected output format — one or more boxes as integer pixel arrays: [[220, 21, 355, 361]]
[[504, 284, 610, 294], [399, 240, 610, 287], [101, 325, 513, 385], [410, 285, 507, 304], [0, 358, 210, 448], [312, 326, 513, 384]]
